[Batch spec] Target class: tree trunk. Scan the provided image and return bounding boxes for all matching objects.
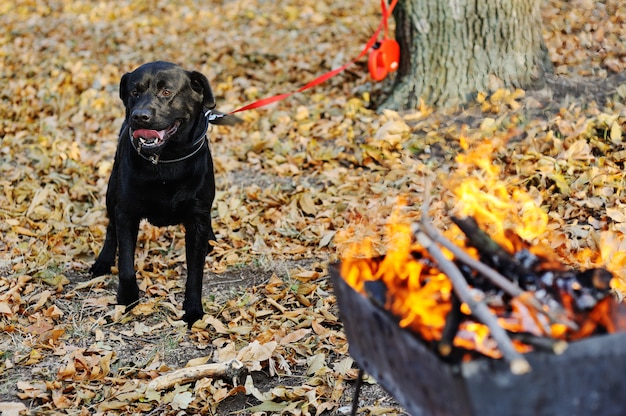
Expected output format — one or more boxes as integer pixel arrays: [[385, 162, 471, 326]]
[[382, 0, 553, 109]]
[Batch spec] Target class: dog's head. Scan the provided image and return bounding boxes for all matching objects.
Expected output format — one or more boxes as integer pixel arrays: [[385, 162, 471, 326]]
[[119, 61, 215, 154]]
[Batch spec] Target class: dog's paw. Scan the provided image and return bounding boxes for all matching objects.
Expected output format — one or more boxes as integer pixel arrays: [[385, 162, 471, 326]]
[[90, 260, 113, 277], [116, 282, 140, 306], [182, 305, 205, 329]]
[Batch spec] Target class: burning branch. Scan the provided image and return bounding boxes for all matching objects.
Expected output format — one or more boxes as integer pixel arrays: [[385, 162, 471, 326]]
[[507, 331, 568, 354], [413, 225, 531, 374], [419, 218, 578, 331]]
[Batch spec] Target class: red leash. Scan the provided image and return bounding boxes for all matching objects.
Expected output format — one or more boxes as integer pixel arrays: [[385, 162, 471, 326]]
[[230, 0, 399, 114], [369, 0, 400, 81]]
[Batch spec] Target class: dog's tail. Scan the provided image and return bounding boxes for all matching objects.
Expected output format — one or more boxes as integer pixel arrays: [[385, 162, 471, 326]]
[[206, 109, 243, 126]]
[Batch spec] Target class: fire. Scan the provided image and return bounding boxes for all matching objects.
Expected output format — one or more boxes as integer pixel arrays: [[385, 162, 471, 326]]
[[339, 136, 625, 360], [340, 240, 453, 346], [341, 216, 454, 343], [452, 137, 548, 251]]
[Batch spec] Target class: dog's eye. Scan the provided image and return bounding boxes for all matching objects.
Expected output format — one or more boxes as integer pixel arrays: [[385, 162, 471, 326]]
[[130, 90, 139, 98], [160, 89, 172, 97]]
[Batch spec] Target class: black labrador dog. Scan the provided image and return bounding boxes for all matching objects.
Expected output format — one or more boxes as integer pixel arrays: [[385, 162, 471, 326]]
[[91, 61, 238, 327]]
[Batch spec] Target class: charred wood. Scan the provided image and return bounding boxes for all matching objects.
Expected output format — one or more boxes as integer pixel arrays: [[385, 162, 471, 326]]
[[439, 292, 463, 357], [414, 225, 531, 374], [420, 217, 577, 331], [451, 216, 521, 282], [507, 331, 568, 354]]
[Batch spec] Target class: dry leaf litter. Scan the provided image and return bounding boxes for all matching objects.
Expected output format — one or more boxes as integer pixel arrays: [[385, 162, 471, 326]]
[[1, 0, 626, 415]]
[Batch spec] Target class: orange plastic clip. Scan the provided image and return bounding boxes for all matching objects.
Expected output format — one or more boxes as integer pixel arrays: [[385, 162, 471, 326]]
[[368, 39, 400, 81]]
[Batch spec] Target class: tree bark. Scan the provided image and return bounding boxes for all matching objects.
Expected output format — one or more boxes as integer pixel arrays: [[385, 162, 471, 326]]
[[382, 0, 553, 109]]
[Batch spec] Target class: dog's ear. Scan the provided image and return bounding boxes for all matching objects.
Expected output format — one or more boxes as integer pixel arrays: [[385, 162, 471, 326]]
[[189, 71, 216, 110], [119, 72, 131, 105]]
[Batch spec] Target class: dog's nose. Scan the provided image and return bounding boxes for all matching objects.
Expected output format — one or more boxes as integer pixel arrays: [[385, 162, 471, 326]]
[[131, 108, 152, 123]]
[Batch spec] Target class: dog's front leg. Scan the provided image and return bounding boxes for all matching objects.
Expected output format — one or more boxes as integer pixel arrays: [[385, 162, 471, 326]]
[[182, 220, 211, 327], [91, 220, 117, 277], [115, 209, 141, 308]]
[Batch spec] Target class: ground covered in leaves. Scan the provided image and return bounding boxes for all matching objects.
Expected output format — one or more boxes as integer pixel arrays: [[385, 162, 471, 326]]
[[1, 0, 626, 415]]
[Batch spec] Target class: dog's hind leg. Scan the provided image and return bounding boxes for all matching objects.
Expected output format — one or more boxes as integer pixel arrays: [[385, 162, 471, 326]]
[[91, 221, 117, 276]]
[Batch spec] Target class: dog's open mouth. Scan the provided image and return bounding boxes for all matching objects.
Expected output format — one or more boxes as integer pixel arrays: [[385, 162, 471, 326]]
[[132, 121, 181, 149]]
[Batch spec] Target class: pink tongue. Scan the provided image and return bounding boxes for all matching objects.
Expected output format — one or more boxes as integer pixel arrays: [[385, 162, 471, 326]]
[[133, 129, 164, 140]]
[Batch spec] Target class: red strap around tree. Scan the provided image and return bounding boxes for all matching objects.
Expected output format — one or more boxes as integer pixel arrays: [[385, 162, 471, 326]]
[[230, 0, 399, 114]]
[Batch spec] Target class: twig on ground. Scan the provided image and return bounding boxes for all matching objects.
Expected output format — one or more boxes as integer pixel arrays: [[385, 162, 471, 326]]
[[265, 297, 287, 313], [147, 359, 247, 390]]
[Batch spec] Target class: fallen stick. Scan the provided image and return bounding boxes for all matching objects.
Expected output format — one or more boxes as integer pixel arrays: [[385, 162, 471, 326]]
[[413, 224, 531, 374], [148, 359, 247, 391]]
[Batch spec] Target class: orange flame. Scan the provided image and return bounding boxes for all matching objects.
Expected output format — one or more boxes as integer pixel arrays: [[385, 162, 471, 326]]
[[453, 137, 548, 251]]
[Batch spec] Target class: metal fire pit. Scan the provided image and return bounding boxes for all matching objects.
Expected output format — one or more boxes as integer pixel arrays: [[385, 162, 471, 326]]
[[330, 263, 626, 416]]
